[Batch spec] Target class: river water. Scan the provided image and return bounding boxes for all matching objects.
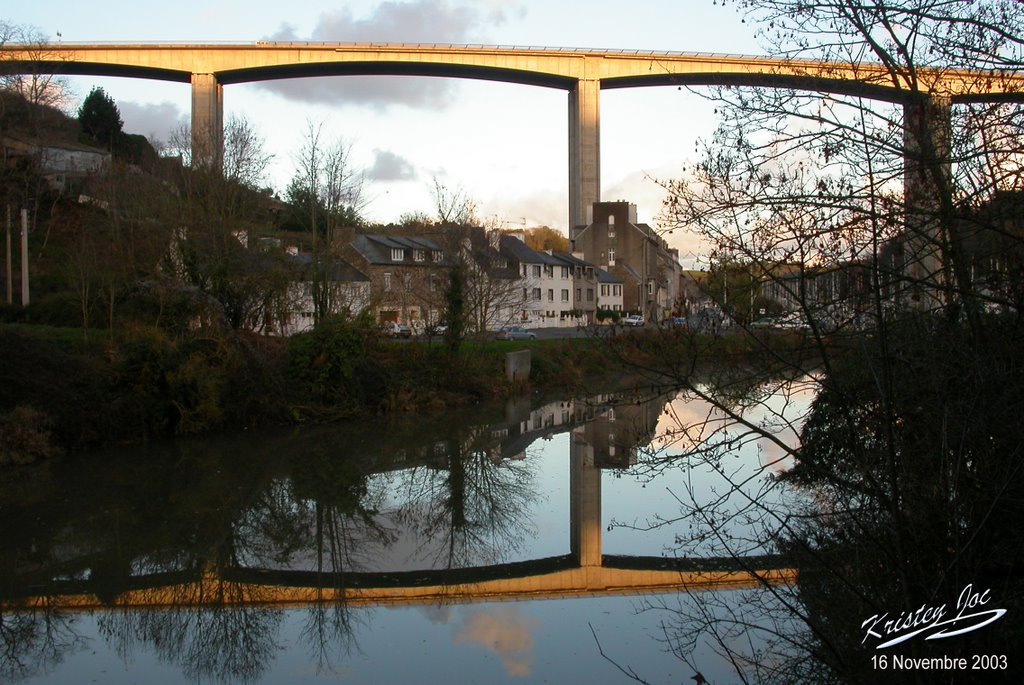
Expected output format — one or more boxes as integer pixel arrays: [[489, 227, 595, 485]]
[[1, 383, 814, 684]]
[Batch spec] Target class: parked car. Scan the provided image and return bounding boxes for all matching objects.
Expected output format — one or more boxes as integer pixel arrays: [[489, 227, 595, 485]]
[[495, 326, 537, 341], [777, 312, 812, 331], [623, 314, 645, 327], [666, 317, 688, 328], [380, 321, 412, 338]]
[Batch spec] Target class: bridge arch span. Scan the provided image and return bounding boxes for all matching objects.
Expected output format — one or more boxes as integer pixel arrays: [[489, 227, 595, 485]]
[[4, 42, 1024, 226]]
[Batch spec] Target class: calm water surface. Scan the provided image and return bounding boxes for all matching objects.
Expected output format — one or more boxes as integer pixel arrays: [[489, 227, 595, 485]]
[[1, 384, 811, 684]]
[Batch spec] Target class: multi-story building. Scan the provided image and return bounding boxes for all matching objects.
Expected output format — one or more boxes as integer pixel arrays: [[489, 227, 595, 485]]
[[279, 254, 371, 335], [343, 234, 450, 327], [595, 267, 624, 316], [500, 234, 577, 328], [572, 201, 682, 321]]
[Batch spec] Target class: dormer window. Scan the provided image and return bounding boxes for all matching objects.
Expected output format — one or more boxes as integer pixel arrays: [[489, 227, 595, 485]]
[[432, 250, 444, 261], [391, 248, 404, 261], [414, 249, 425, 262]]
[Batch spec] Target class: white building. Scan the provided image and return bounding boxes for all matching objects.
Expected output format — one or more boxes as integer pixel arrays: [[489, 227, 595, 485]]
[[500, 235, 577, 328], [2, 134, 110, 192]]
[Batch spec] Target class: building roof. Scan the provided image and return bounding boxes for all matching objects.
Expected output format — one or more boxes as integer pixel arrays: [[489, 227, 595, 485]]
[[351, 234, 448, 266], [292, 254, 370, 282], [595, 267, 622, 284], [499, 234, 560, 265]]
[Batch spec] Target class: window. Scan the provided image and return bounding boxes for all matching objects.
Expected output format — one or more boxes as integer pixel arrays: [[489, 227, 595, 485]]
[[430, 276, 438, 292], [383, 273, 392, 291], [532, 288, 541, 300], [391, 248, 404, 261], [532, 265, 541, 278], [587, 288, 594, 302], [403, 273, 412, 290], [547, 289, 554, 302], [575, 288, 582, 302], [647, 280, 655, 294], [561, 266, 569, 278], [414, 249, 425, 262], [601, 284, 609, 297], [613, 285, 622, 296], [522, 265, 528, 277], [607, 249, 616, 266], [561, 289, 569, 302], [544, 265, 553, 278], [432, 250, 444, 261]]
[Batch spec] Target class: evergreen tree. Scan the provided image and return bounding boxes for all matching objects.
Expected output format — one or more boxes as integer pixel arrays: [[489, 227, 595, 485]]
[[78, 87, 123, 148]]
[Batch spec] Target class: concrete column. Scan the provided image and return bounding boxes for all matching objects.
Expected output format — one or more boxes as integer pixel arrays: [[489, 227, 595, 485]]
[[569, 435, 602, 568], [569, 78, 600, 232], [903, 95, 952, 310], [191, 73, 223, 169]]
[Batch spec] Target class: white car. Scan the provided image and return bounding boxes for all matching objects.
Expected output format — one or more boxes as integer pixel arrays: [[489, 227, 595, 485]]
[[623, 314, 645, 327]]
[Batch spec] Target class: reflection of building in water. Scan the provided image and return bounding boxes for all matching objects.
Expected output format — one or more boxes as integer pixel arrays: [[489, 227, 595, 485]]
[[571, 391, 671, 469], [482, 390, 671, 466]]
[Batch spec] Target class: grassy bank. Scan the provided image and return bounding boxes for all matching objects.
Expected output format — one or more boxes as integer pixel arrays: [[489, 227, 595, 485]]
[[0, 321, 619, 464]]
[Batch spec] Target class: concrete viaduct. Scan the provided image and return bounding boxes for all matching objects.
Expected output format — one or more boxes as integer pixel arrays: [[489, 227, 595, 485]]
[[4, 41, 1024, 227]]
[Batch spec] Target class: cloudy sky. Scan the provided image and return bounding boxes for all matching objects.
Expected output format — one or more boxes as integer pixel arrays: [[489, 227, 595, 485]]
[[5, 0, 765, 262]]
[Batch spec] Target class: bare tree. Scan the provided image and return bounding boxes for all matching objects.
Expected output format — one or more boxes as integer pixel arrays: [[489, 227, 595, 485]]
[[431, 176, 477, 227], [167, 115, 289, 332], [290, 120, 366, 326], [607, 2, 1024, 682], [0, 22, 71, 132]]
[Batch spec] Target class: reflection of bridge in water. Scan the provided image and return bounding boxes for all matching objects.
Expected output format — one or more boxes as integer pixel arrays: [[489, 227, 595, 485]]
[[5, 391, 795, 612]]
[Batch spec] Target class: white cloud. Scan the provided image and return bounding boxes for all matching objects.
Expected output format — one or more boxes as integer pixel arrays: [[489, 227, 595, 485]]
[[259, 1, 522, 109], [117, 100, 186, 145], [367, 149, 418, 181], [452, 607, 538, 678]]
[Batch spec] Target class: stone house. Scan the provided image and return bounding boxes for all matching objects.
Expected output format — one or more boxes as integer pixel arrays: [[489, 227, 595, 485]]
[[571, 201, 681, 321], [343, 234, 450, 327]]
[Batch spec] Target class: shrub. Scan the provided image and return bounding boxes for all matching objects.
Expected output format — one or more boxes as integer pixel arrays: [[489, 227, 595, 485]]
[[0, 406, 63, 466], [287, 317, 369, 406]]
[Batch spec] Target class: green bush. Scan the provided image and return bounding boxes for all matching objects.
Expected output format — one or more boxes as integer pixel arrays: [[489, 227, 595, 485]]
[[287, 318, 369, 406]]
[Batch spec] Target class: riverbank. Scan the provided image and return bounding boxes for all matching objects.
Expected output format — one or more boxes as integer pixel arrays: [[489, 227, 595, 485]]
[[0, 321, 615, 464], [0, 319, 812, 465]]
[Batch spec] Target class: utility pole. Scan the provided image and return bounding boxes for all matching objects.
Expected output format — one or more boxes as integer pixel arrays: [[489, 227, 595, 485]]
[[5, 205, 11, 305], [20, 208, 29, 306]]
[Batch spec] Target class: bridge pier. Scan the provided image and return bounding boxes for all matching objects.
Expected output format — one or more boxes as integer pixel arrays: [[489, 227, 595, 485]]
[[570, 437, 602, 569], [902, 95, 952, 310], [569, 78, 601, 230], [191, 73, 223, 169]]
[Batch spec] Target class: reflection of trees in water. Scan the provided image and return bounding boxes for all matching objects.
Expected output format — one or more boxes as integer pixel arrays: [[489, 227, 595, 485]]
[[616, 320, 1024, 684], [610, 377, 809, 561], [98, 598, 282, 685], [0, 610, 84, 683], [389, 425, 540, 569]]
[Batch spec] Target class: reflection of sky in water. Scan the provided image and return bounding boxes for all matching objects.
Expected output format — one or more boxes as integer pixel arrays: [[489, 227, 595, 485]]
[[11, 382, 816, 685], [299, 382, 815, 568], [26, 594, 759, 685], [602, 384, 815, 558]]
